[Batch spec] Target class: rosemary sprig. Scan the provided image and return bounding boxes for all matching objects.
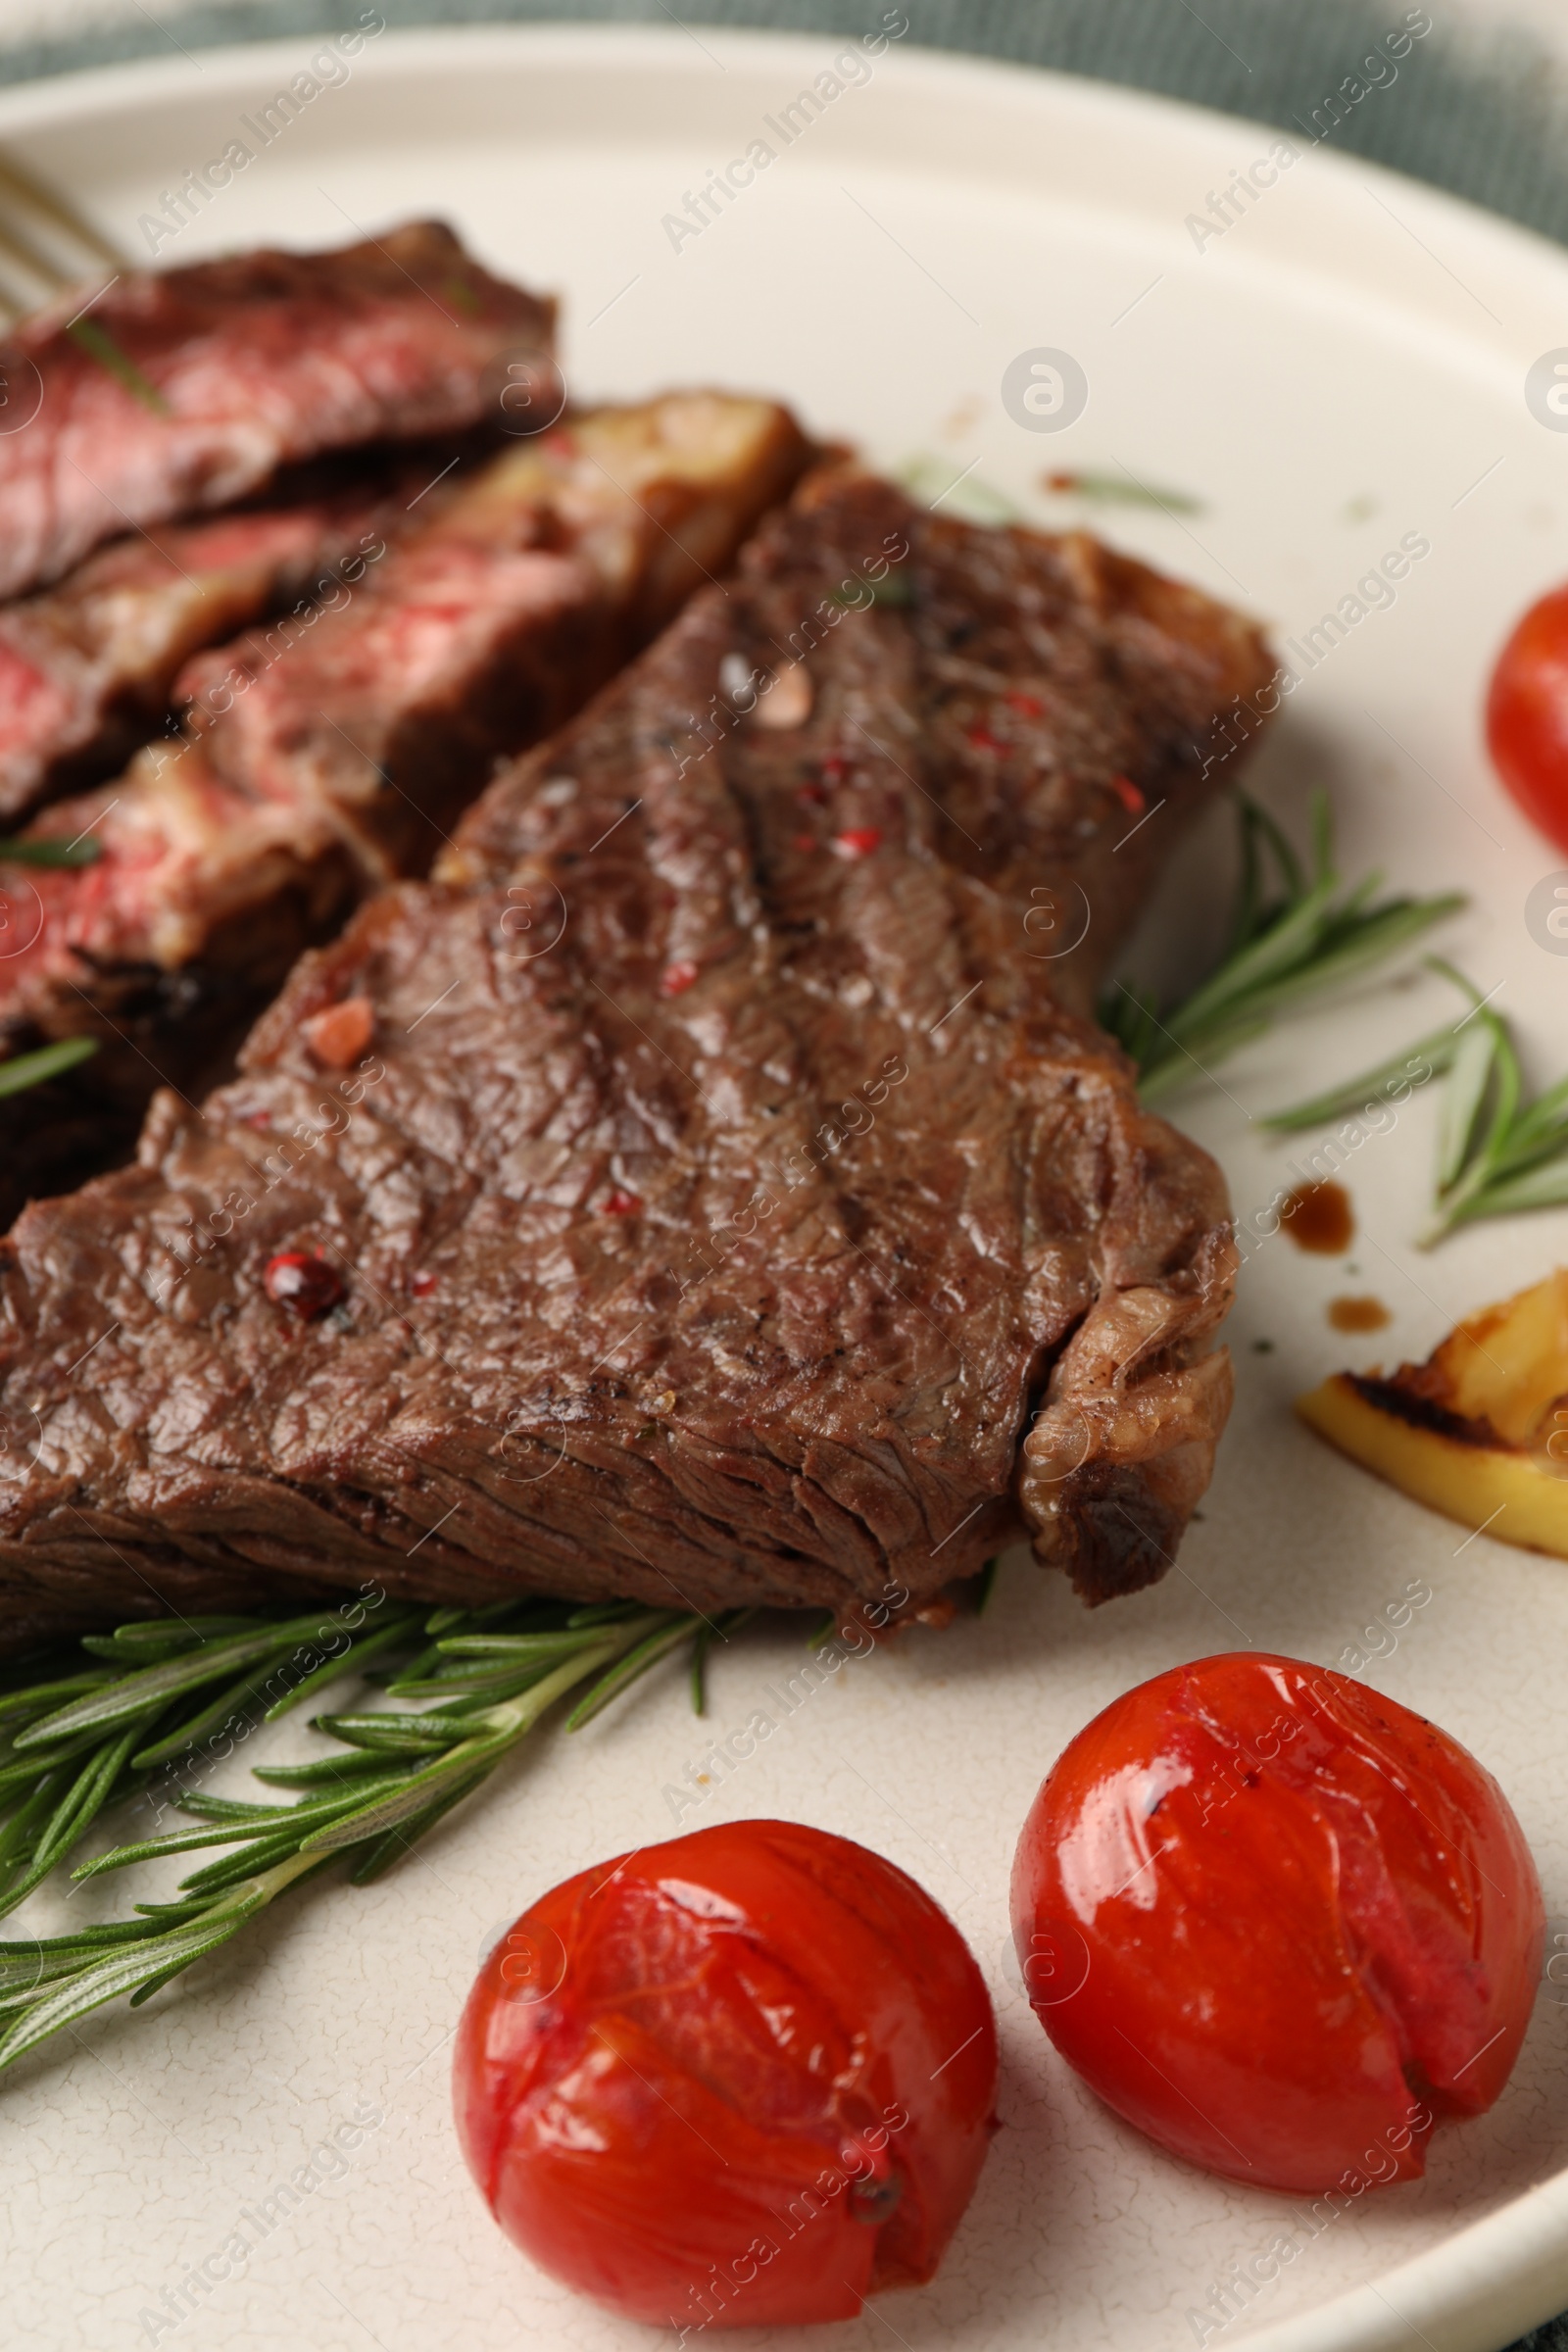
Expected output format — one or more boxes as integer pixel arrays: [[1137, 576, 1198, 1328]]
[[1040, 468, 1204, 514], [1270, 958, 1568, 1244], [0, 1606, 419, 1927], [1101, 793, 1463, 1102], [66, 318, 170, 416], [0, 834, 104, 866], [0, 1593, 754, 2077], [896, 454, 1020, 525], [0, 1037, 99, 1099]]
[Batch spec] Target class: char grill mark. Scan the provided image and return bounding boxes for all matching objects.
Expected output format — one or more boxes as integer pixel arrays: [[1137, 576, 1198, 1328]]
[[0, 471, 1272, 1643], [0, 221, 553, 603]]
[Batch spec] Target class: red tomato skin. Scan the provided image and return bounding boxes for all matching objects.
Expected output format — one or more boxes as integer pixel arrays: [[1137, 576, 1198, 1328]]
[[454, 1820, 997, 2328], [1487, 586, 1568, 853], [1011, 1654, 1542, 2196]]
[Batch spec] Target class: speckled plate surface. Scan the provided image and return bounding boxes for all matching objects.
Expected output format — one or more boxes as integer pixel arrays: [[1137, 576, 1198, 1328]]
[[3, 25, 1568, 2352]]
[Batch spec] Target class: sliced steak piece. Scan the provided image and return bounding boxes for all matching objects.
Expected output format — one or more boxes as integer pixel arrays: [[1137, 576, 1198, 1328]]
[[0, 469, 1272, 1646], [0, 220, 552, 601], [0, 396, 810, 1189], [176, 393, 813, 884], [0, 472, 405, 822]]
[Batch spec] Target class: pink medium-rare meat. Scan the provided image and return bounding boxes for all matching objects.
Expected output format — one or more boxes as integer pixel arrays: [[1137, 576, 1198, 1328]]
[[172, 529, 606, 889], [0, 532, 600, 1058], [0, 469, 1275, 1644], [0, 394, 810, 1031], [0, 395, 812, 1203], [0, 221, 553, 602], [0, 477, 404, 821], [172, 395, 811, 879]]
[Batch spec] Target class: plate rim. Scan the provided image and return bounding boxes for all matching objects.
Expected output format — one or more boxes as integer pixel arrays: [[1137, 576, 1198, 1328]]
[[3, 20, 1568, 333]]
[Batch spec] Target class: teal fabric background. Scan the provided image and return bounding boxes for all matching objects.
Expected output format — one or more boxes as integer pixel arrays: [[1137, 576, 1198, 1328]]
[[1, 6, 1563, 2345]]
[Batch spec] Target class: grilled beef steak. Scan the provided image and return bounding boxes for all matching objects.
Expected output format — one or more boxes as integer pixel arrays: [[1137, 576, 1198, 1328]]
[[0, 221, 552, 602], [0, 395, 810, 1215], [0, 469, 411, 822], [0, 470, 1273, 1644]]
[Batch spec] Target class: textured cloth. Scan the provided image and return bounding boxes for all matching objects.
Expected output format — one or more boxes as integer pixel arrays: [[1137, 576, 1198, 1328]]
[[0, 3, 1562, 2347]]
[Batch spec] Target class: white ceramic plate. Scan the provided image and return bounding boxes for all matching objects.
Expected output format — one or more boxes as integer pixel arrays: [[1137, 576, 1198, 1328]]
[[4, 26, 1568, 2352]]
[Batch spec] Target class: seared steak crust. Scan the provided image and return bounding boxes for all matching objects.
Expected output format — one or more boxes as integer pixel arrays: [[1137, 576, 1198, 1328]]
[[0, 473, 1268, 1642]]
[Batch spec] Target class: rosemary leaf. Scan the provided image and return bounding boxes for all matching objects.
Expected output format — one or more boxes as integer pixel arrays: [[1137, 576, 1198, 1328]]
[[174, 1829, 323, 1901], [1228, 895, 1465, 1024], [0, 834, 104, 868], [1434, 1152, 1568, 1223], [262, 1607, 424, 1721], [129, 1961, 209, 2009], [175, 1793, 287, 1823], [16, 1611, 351, 1752], [0, 1853, 326, 2074], [688, 1608, 758, 1718], [566, 1616, 697, 1732], [1136, 1012, 1275, 1103], [1274, 957, 1568, 1244], [311, 1711, 474, 1751], [690, 1628, 716, 1718], [0, 1776, 68, 1878], [1490, 1113, 1568, 1184], [130, 1659, 295, 1770], [296, 1731, 512, 1853], [66, 318, 170, 415], [106, 1616, 263, 1650], [31, 1719, 149, 1874], [249, 1750, 395, 1790], [897, 453, 1018, 524], [421, 1606, 467, 1637], [1437, 1017, 1497, 1193], [1170, 872, 1341, 1035], [306, 1627, 653, 1849], [0, 1669, 117, 1725], [0, 1919, 170, 1960], [1104, 792, 1462, 1101], [345, 1767, 493, 1886], [0, 1919, 244, 2064], [0, 1727, 122, 1793], [0, 1830, 72, 1922], [381, 1658, 576, 1706], [1041, 467, 1204, 514], [74, 1785, 402, 1879], [0, 1037, 100, 1099], [434, 1630, 607, 1660]]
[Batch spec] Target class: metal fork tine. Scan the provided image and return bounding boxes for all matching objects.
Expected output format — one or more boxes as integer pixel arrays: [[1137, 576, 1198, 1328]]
[[0, 263, 34, 327], [0, 211, 74, 300], [0, 152, 123, 277]]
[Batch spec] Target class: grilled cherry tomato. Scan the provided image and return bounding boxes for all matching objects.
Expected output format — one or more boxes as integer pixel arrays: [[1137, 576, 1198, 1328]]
[[1487, 584, 1568, 851], [1011, 1653, 1542, 2195], [454, 1820, 997, 2329]]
